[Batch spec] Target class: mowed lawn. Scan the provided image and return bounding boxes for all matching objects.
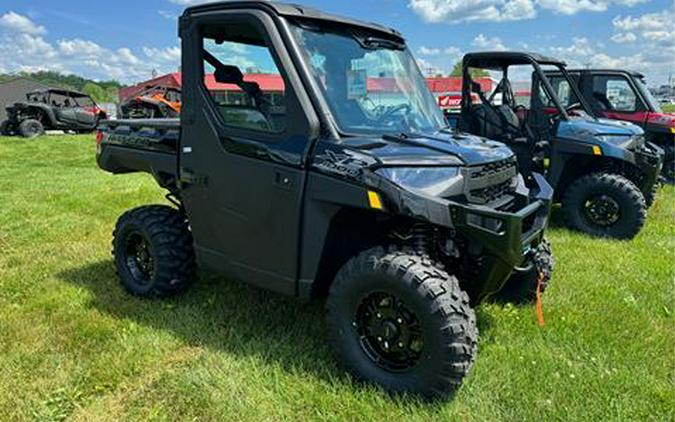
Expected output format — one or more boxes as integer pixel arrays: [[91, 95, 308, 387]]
[[0, 134, 673, 421]]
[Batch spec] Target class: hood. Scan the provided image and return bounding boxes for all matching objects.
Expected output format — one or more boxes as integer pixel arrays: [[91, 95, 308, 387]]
[[647, 112, 675, 129], [558, 117, 644, 140], [340, 130, 514, 167]]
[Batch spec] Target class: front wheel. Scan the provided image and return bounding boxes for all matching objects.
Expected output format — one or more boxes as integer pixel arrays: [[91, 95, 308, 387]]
[[18, 119, 44, 139], [0, 120, 13, 136], [494, 238, 554, 304], [112, 205, 196, 298], [326, 246, 478, 399], [662, 158, 675, 184], [562, 173, 646, 239]]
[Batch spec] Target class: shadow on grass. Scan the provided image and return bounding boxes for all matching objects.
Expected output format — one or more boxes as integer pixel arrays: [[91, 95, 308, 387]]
[[59, 260, 343, 385], [59, 260, 497, 402]]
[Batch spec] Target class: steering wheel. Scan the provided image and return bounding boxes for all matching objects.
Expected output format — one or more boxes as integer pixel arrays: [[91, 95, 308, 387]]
[[565, 102, 583, 113], [376, 104, 411, 125]]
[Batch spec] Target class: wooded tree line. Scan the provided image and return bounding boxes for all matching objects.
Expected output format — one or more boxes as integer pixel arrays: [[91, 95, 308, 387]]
[[0, 71, 124, 103]]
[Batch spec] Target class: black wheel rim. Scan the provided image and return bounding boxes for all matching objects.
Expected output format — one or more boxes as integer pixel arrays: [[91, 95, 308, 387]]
[[354, 291, 424, 372], [124, 231, 155, 285], [583, 194, 621, 227], [25, 122, 41, 137]]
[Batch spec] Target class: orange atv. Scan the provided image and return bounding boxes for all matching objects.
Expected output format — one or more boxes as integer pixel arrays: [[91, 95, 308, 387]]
[[119, 86, 181, 119]]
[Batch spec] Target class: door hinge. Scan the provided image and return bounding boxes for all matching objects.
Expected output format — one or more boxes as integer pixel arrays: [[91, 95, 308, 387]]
[[180, 167, 208, 187]]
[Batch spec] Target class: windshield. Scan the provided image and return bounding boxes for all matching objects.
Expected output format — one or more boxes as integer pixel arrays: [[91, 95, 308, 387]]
[[291, 24, 446, 136], [634, 76, 662, 113]]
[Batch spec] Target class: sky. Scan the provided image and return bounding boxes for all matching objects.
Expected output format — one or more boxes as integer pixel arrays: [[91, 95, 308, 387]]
[[0, 0, 672, 86]]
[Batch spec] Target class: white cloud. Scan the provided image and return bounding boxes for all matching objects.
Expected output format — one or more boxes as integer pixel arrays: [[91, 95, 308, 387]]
[[409, 0, 536, 23], [115, 48, 140, 65], [143, 46, 182, 62], [610, 32, 636, 43], [58, 39, 104, 56], [545, 31, 673, 84], [0, 11, 46, 35], [419, 46, 441, 55], [16, 34, 56, 58], [158, 10, 175, 20], [472, 34, 507, 51], [408, 0, 647, 23], [612, 9, 675, 48]]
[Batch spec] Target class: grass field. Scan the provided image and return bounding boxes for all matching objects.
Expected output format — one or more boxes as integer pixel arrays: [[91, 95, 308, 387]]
[[0, 134, 673, 421]]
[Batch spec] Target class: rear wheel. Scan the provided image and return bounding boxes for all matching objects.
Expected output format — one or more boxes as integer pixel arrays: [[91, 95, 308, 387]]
[[494, 238, 554, 304], [326, 246, 477, 399], [0, 120, 13, 136], [18, 119, 44, 139], [112, 205, 196, 298], [562, 173, 646, 239]]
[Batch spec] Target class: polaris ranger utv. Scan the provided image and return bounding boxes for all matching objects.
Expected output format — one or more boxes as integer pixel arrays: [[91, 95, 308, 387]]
[[456, 52, 662, 239], [1, 88, 107, 138], [544, 69, 674, 182], [96, 1, 553, 398]]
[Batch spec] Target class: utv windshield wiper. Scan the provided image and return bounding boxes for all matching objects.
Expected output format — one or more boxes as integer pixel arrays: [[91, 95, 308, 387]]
[[354, 34, 405, 50]]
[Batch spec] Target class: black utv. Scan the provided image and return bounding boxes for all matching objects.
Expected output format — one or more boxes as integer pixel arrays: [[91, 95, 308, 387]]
[[455, 52, 662, 239], [96, 1, 553, 398], [1, 88, 107, 138]]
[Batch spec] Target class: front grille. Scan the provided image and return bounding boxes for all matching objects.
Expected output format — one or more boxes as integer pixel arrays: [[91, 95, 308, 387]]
[[469, 179, 514, 204], [465, 157, 517, 204], [469, 157, 517, 179]]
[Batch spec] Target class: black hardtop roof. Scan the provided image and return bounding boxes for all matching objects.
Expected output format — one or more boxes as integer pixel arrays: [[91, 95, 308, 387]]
[[182, 0, 403, 41], [27, 88, 91, 97], [559, 68, 645, 78], [463, 51, 566, 69]]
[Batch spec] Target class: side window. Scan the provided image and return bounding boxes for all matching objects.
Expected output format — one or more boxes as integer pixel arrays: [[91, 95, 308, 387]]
[[202, 30, 287, 133], [592, 76, 637, 112]]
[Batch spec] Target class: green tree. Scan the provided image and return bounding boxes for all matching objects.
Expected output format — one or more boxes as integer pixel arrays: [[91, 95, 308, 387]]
[[83, 82, 107, 103], [450, 61, 489, 78]]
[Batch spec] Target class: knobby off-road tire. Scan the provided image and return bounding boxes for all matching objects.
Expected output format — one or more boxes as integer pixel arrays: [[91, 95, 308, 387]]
[[326, 246, 478, 399], [0, 120, 12, 136], [494, 238, 554, 305], [643, 181, 657, 208], [18, 119, 44, 139], [662, 158, 674, 185], [562, 173, 646, 240], [112, 205, 196, 298]]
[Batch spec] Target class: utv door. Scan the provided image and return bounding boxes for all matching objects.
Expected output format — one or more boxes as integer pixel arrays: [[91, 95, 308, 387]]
[[583, 73, 648, 128], [53, 98, 79, 125], [178, 11, 319, 295], [73, 100, 98, 127]]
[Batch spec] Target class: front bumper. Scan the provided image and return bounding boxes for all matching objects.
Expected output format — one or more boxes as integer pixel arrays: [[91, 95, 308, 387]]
[[451, 173, 552, 300], [634, 141, 663, 191], [374, 172, 553, 302]]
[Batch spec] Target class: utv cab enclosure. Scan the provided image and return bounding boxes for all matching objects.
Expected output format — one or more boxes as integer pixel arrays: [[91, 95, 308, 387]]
[[544, 68, 674, 182], [457, 51, 662, 239], [96, 1, 554, 398]]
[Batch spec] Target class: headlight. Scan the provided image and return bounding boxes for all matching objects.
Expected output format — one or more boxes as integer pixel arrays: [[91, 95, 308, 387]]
[[596, 135, 633, 147], [376, 167, 462, 197]]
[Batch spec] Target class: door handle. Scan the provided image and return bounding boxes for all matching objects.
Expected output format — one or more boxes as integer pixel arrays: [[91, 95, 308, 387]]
[[274, 171, 293, 190], [180, 167, 208, 187]]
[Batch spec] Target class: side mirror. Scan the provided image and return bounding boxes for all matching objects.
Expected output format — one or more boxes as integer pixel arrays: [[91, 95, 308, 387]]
[[214, 65, 244, 84]]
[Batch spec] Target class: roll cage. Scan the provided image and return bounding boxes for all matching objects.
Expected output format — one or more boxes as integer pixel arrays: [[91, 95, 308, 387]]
[[461, 52, 595, 117], [26, 88, 97, 108]]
